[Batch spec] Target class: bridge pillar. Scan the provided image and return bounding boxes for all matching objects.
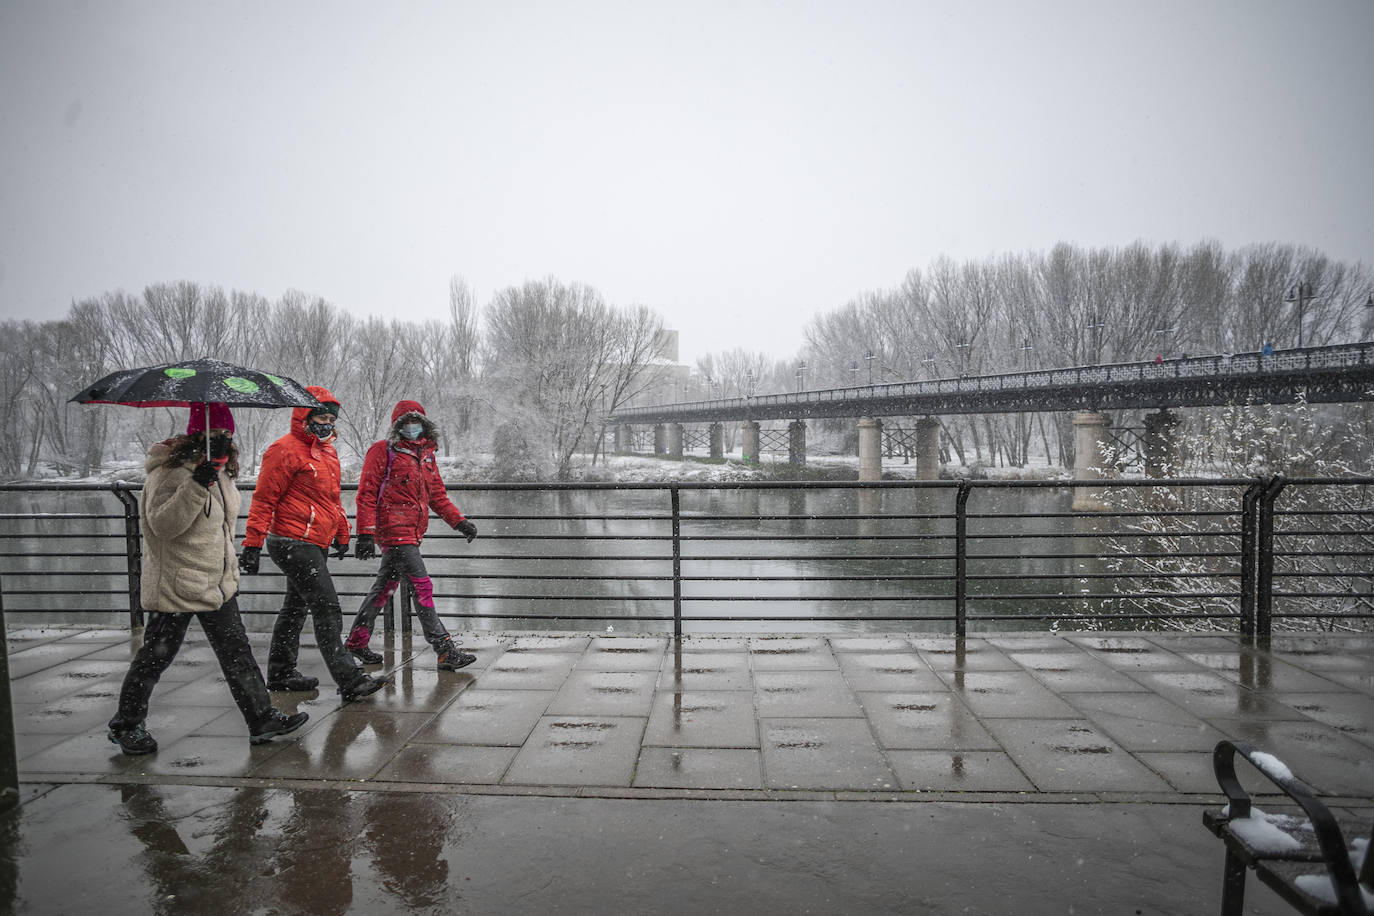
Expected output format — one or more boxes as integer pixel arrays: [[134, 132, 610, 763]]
[[788, 420, 807, 467], [709, 422, 724, 458], [1143, 410, 1180, 477], [858, 417, 883, 481], [740, 421, 760, 463], [614, 424, 630, 455], [667, 423, 684, 459], [653, 424, 667, 456], [914, 416, 941, 480], [1071, 411, 1113, 511]]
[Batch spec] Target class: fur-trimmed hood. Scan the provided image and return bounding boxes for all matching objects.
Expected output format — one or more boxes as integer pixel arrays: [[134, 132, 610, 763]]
[[388, 399, 438, 442]]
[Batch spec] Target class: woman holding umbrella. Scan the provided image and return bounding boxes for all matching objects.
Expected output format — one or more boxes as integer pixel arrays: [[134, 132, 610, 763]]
[[107, 403, 308, 754], [238, 386, 387, 702]]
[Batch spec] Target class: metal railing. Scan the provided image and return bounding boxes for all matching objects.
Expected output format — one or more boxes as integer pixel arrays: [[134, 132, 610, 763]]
[[613, 342, 1374, 422], [1, 477, 1371, 638]]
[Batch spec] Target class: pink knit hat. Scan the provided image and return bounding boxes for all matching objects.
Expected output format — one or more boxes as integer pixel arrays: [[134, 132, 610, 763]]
[[186, 402, 235, 436]]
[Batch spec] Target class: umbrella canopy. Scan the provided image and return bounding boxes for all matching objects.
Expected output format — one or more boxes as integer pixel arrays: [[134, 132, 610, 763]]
[[71, 358, 322, 410]]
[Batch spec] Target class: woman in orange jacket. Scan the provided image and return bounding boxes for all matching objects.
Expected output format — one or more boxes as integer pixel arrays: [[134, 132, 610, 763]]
[[345, 400, 477, 670], [239, 386, 386, 701]]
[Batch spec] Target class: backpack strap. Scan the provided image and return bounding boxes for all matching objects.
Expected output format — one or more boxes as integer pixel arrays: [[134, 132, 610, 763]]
[[375, 443, 398, 506]]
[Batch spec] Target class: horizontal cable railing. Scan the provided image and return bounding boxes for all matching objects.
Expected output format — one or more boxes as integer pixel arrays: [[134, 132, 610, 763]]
[[0, 477, 1370, 637]]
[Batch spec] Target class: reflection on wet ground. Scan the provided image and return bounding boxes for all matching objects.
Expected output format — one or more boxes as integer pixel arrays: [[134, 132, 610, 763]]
[[2, 626, 1371, 913], [5, 627, 1373, 797]]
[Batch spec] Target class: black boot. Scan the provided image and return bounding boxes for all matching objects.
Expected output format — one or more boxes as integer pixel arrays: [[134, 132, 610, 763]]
[[108, 723, 158, 756], [267, 669, 320, 691], [437, 642, 476, 671], [250, 710, 310, 744], [339, 673, 388, 702]]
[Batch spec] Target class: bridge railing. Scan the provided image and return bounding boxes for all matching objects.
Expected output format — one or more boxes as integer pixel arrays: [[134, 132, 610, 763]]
[[613, 341, 1374, 420], [2, 477, 1370, 638]]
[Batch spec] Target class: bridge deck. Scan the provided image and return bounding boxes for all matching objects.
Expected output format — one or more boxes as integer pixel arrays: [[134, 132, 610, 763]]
[[613, 342, 1374, 422]]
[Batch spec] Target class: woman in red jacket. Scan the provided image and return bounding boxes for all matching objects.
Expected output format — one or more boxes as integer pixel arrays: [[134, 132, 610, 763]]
[[239, 386, 387, 701], [345, 400, 477, 670]]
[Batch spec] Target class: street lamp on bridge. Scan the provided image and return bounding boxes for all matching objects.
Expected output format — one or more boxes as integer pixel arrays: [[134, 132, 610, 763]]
[[954, 340, 971, 376], [1284, 282, 1323, 349], [1015, 337, 1033, 370], [796, 361, 808, 392]]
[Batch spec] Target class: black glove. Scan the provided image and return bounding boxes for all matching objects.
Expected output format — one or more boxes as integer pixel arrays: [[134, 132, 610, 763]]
[[191, 460, 219, 488], [456, 519, 478, 542], [355, 534, 376, 561], [238, 546, 260, 575], [331, 539, 350, 560]]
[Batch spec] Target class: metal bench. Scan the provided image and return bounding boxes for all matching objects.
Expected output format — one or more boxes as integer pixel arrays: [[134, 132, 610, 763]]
[[1203, 739, 1373, 915]]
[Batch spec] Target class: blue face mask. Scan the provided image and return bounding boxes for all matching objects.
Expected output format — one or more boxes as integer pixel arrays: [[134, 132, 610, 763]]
[[400, 423, 424, 441], [307, 421, 335, 440]]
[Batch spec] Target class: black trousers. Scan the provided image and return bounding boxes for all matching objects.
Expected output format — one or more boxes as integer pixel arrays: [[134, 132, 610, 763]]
[[110, 596, 273, 731], [265, 535, 359, 687], [348, 543, 453, 652]]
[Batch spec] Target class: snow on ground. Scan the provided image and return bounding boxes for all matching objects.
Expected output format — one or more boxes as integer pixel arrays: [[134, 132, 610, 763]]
[[14, 450, 1077, 486]]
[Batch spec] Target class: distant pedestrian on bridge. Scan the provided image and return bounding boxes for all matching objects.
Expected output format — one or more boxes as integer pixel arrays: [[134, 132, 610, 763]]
[[239, 387, 388, 702], [344, 399, 478, 671], [107, 404, 308, 755]]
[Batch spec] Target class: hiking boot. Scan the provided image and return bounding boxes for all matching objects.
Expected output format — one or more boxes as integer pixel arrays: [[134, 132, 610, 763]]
[[437, 647, 477, 671], [267, 670, 320, 692], [338, 673, 388, 702], [250, 710, 310, 745], [350, 644, 383, 665], [108, 724, 158, 756]]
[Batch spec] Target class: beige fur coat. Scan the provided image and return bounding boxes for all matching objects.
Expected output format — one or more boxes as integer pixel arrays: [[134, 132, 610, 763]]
[[139, 441, 241, 612]]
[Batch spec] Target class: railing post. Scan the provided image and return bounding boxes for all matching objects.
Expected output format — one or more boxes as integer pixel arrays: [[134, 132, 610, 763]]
[[111, 483, 143, 630], [1238, 480, 1263, 637], [404, 579, 416, 634], [955, 480, 971, 638], [1255, 475, 1287, 639], [670, 486, 682, 638], [0, 571, 18, 812]]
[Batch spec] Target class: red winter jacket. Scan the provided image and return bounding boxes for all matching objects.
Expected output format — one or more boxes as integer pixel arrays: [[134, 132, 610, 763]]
[[355, 400, 466, 546], [243, 385, 350, 550]]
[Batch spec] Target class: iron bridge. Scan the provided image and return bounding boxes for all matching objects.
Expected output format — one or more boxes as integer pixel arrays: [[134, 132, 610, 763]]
[[611, 342, 1374, 424]]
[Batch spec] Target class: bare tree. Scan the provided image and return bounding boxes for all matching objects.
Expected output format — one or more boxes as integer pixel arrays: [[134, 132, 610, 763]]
[[333, 317, 424, 462], [484, 278, 665, 479]]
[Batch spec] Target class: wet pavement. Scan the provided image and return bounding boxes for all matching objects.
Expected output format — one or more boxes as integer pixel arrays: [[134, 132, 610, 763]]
[[2, 627, 1372, 913]]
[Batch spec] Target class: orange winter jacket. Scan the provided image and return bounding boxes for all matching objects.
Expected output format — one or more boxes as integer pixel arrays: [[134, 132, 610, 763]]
[[243, 385, 350, 550]]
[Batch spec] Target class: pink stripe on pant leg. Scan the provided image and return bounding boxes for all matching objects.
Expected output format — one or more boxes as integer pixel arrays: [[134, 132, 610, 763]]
[[409, 576, 435, 608], [372, 581, 399, 608]]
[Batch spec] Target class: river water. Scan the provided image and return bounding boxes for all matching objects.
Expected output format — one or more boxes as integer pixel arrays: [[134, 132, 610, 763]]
[[0, 485, 1143, 635]]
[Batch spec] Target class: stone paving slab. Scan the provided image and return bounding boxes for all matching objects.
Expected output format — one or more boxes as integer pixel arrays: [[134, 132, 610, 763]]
[[4, 626, 1374, 805]]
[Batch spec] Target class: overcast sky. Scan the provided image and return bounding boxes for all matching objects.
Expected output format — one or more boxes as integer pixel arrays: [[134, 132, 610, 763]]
[[2, 0, 1371, 364]]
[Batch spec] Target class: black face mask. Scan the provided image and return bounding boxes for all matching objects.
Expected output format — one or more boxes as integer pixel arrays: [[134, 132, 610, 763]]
[[307, 421, 335, 440], [208, 436, 233, 459]]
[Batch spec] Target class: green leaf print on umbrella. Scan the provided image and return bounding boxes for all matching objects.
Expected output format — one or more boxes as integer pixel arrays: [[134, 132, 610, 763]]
[[222, 377, 261, 394], [72, 358, 320, 409]]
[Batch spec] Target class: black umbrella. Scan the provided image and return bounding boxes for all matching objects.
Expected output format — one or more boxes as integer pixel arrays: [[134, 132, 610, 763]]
[[71, 357, 324, 465], [71, 357, 322, 410]]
